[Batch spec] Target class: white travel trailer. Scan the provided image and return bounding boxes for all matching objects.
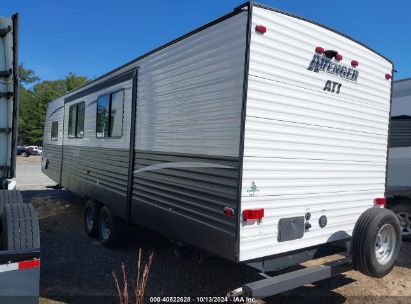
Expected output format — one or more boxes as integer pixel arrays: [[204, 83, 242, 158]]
[[42, 2, 400, 297], [387, 78, 411, 239]]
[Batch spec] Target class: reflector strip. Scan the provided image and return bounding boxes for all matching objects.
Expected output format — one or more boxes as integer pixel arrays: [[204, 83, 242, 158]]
[[0, 259, 40, 273], [0, 263, 18, 273], [19, 259, 40, 270]]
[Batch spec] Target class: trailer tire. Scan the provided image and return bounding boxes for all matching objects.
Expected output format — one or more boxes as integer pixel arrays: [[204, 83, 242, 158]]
[[351, 208, 401, 278], [84, 200, 100, 238], [98, 206, 124, 248], [1, 203, 40, 250], [0, 190, 24, 214], [389, 202, 411, 240]]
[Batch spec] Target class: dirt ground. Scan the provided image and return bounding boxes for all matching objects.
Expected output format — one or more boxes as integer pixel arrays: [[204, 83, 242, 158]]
[[16, 157, 411, 304], [16, 155, 43, 163]]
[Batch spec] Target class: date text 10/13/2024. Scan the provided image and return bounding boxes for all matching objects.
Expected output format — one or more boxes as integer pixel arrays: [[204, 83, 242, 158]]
[[149, 296, 256, 303]]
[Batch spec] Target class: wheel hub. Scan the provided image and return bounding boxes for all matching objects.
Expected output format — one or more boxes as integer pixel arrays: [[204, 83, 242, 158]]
[[100, 215, 111, 240], [86, 207, 94, 231], [375, 223, 396, 265], [396, 211, 411, 236]]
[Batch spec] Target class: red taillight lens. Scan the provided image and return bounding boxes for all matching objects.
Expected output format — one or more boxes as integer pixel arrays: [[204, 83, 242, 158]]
[[385, 74, 392, 80], [335, 53, 343, 61], [223, 207, 234, 217], [374, 198, 386, 207], [243, 208, 264, 221], [315, 47, 325, 54], [255, 25, 267, 34], [351, 60, 359, 67]]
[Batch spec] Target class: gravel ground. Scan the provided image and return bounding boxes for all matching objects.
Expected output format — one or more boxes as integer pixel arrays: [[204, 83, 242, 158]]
[[15, 158, 411, 304]]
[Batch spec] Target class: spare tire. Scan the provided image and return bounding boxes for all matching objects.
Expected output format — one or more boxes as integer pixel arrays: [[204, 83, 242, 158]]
[[0, 190, 24, 212], [1, 203, 40, 250], [351, 207, 401, 278]]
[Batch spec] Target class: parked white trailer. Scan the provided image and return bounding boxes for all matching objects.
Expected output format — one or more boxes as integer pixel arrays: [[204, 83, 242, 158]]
[[42, 2, 401, 297], [0, 13, 41, 304], [387, 78, 411, 239]]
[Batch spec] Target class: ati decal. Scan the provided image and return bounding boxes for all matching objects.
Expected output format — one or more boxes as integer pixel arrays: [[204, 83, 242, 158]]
[[323, 80, 342, 94], [246, 181, 259, 196], [307, 54, 359, 82]]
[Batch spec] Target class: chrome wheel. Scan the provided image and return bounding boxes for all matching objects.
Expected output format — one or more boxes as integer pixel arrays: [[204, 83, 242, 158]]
[[375, 224, 396, 265], [100, 213, 111, 240], [396, 211, 411, 237]]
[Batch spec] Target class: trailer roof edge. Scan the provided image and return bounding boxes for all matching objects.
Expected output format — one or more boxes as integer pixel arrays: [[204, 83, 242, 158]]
[[394, 77, 411, 83], [53, 2, 250, 102], [52, 1, 393, 103], [251, 2, 393, 66]]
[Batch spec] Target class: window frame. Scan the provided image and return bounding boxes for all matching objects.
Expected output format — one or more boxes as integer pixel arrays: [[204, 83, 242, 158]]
[[67, 101, 86, 139], [96, 89, 124, 139], [51, 121, 59, 141]]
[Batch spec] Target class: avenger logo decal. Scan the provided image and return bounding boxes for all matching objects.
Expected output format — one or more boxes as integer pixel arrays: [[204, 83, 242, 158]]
[[307, 54, 359, 82], [307, 50, 359, 95]]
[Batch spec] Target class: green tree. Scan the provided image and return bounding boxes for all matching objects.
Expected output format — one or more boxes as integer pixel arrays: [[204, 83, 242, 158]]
[[18, 65, 89, 145]]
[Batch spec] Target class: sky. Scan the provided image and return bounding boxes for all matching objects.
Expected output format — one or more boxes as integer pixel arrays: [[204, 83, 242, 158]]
[[3, 0, 411, 81]]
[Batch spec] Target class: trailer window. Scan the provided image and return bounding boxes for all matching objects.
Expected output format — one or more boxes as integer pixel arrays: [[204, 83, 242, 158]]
[[51, 121, 58, 141], [68, 101, 85, 138], [96, 90, 124, 138], [389, 116, 411, 148]]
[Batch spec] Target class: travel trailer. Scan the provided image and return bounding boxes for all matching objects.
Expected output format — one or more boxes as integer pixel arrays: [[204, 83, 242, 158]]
[[387, 78, 411, 239], [42, 2, 400, 297], [0, 13, 40, 303]]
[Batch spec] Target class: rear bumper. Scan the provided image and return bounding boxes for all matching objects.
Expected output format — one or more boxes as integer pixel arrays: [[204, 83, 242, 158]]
[[242, 238, 350, 273], [0, 249, 40, 303]]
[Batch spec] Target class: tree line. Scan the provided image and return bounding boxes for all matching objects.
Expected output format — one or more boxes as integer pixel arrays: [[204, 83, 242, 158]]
[[18, 65, 89, 145]]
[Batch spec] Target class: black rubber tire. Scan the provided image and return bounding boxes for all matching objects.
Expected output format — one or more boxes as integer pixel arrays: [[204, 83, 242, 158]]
[[84, 200, 100, 238], [390, 202, 411, 241], [98, 206, 124, 248], [0, 190, 24, 215], [1, 203, 40, 250], [351, 208, 401, 278]]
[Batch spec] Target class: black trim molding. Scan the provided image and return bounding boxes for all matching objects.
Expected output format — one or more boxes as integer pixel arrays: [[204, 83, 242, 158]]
[[64, 69, 135, 103]]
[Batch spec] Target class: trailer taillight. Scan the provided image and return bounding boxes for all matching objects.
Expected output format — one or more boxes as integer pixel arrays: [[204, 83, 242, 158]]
[[315, 47, 324, 54], [243, 208, 264, 222], [374, 198, 386, 207], [255, 25, 266, 34]]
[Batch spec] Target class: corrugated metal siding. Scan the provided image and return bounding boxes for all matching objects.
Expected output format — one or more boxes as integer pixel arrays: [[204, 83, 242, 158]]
[[42, 143, 62, 182], [389, 117, 411, 148], [131, 150, 239, 259], [388, 79, 411, 189], [129, 12, 247, 259], [239, 7, 392, 261], [135, 12, 247, 157], [43, 98, 65, 146], [42, 98, 65, 183], [62, 146, 129, 194]]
